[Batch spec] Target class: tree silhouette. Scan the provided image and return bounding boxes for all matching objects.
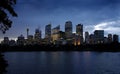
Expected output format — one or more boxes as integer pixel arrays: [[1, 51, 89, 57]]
[[0, 0, 17, 34], [0, 53, 8, 74]]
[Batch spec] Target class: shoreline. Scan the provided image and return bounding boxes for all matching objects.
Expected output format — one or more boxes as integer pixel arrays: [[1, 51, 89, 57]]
[[0, 43, 120, 52]]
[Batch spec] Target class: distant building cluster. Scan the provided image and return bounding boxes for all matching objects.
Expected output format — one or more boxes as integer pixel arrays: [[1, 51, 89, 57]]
[[0, 21, 119, 46]]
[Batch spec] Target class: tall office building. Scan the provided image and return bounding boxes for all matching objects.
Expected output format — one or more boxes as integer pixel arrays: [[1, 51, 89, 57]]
[[85, 31, 89, 44], [65, 21, 72, 39], [113, 34, 119, 43], [59, 31, 65, 39], [45, 24, 51, 39], [94, 30, 104, 44], [76, 24, 83, 44], [108, 34, 112, 43], [34, 28, 42, 44], [17, 35, 25, 45], [34, 28, 41, 39], [89, 34, 95, 44], [51, 25, 60, 42], [26, 35, 34, 45], [76, 24, 83, 36]]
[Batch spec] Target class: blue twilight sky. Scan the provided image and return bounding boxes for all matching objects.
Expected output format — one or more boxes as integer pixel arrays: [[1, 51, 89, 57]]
[[0, 0, 120, 41]]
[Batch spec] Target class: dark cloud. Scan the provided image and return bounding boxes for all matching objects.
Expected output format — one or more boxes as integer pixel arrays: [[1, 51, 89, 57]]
[[16, 0, 120, 11]]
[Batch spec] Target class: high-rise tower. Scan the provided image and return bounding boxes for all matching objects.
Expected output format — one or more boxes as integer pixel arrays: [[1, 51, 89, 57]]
[[45, 24, 51, 39], [94, 30, 104, 44], [85, 31, 89, 44], [113, 34, 119, 43], [75, 24, 84, 44], [51, 25, 60, 42], [108, 34, 112, 43], [34, 28, 41, 44], [76, 24, 83, 36], [26, 28, 29, 39], [65, 21, 72, 39]]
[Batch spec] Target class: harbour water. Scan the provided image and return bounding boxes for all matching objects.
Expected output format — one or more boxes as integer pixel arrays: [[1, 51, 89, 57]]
[[3, 51, 120, 74]]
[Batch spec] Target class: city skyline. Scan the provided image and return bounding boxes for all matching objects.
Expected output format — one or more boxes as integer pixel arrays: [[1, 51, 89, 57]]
[[0, 21, 120, 42], [0, 22, 119, 45], [0, 0, 120, 41]]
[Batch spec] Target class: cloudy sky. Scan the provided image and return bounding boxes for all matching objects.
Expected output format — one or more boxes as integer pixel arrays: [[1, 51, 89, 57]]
[[0, 0, 120, 41]]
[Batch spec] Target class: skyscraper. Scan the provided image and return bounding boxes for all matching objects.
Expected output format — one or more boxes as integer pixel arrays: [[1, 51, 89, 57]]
[[89, 34, 95, 44], [76, 24, 83, 36], [27, 35, 34, 45], [94, 30, 104, 44], [113, 34, 119, 43], [108, 34, 112, 43], [76, 24, 83, 44], [45, 24, 51, 39], [34, 28, 41, 39], [65, 21, 72, 39], [85, 31, 89, 44], [17, 35, 25, 45], [51, 25, 60, 42], [34, 28, 41, 44]]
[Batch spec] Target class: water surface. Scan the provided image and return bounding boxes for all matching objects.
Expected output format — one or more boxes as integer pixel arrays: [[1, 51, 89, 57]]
[[4, 52, 120, 74]]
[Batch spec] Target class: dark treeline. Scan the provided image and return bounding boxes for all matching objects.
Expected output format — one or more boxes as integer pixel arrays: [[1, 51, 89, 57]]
[[0, 53, 8, 74], [0, 42, 120, 52]]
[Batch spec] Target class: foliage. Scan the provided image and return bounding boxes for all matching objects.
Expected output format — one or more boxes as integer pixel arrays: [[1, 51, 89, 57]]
[[0, 0, 17, 33]]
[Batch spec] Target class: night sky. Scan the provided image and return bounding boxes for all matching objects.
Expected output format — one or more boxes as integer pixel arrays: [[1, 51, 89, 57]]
[[0, 0, 120, 41]]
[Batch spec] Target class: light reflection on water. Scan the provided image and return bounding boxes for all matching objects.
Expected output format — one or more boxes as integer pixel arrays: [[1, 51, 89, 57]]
[[4, 51, 120, 74]]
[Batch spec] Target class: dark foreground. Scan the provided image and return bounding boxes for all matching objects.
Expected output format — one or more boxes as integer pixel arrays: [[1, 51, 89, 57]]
[[0, 43, 120, 52], [0, 53, 8, 74]]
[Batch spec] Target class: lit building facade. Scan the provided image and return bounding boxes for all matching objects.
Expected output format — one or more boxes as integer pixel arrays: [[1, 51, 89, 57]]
[[34, 28, 42, 45], [26, 35, 34, 45], [76, 24, 83, 44], [59, 31, 65, 39], [51, 25, 60, 43], [73, 34, 81, 45], [45, 24, 51, 44]]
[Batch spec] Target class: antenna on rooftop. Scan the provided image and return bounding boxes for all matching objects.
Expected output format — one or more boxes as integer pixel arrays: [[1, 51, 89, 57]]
[[26, 24, 29, 39]]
